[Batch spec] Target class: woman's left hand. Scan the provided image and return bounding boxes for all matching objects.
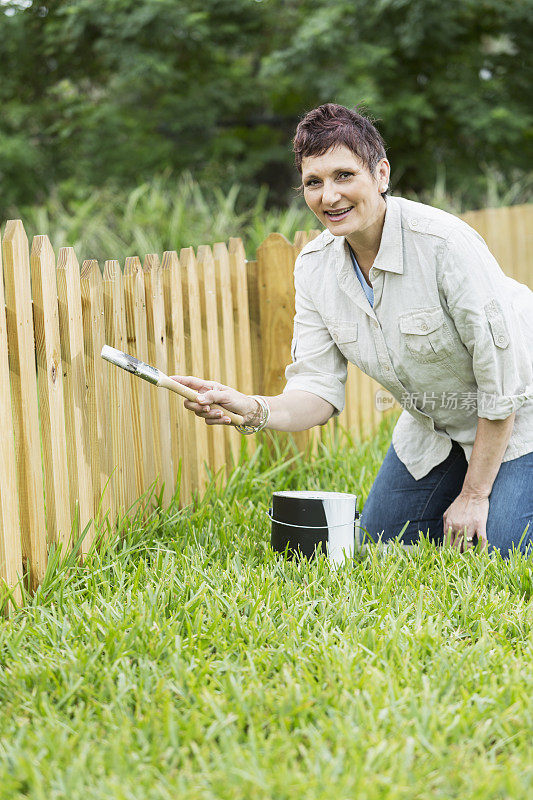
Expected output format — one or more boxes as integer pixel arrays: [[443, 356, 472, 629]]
[[443, 491, 489, 552]]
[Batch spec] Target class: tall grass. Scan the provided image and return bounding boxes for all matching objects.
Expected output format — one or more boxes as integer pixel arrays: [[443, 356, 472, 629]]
[[1, 415, 532, 798], [14, 172, 316, 264], [10, 168, 531, 265]]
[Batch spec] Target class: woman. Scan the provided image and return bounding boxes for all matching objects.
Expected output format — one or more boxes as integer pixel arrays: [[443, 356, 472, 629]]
[[173, 103, 533, 557]]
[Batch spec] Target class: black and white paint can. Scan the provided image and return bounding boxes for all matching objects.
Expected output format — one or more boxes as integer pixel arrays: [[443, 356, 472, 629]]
[[268, 490, 359, 566]]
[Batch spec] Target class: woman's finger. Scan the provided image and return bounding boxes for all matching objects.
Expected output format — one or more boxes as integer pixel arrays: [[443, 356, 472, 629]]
[[184, 399, 211, 414], [170, 375, 215, 394]]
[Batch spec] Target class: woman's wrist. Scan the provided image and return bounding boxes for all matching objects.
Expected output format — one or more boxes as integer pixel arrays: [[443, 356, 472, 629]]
[[243, 396, 263, 426], [235, 396, 270, 435]]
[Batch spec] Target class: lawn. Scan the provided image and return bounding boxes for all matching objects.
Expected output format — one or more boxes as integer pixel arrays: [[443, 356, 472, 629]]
[[1, 413, 532, 800]]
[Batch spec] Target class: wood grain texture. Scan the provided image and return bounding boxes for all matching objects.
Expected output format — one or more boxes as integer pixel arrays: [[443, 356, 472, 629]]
[[230, 239, 256, 458], [80, 260, 114, 526], [0, 229, 23, 612], [256, 233, 309, 453], [31, 236, 71, 551], [507, 206, 531, 288], [180, 247, 209, 497], [229, 238, 254, 396], [213, 242, 241, 466], [103, 260, 136, 518], [57, 247, 94, 555], [161, 252, 181, 503], [124, 256, 157, 510], [293, 229, 321, 255], [460, 204, 533, 288], [162, 250, 193, 507], [256, 233, 297, 397], [2, 220, 47, 590], [144, 254, 175, 508], [197, 245, 226, 485]]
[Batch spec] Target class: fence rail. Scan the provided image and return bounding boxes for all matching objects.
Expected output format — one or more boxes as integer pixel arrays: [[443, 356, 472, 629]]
[[1, 203, 532, 611]]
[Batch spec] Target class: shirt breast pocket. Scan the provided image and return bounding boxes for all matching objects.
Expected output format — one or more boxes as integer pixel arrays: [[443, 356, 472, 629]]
[[398, 307, 451, 363], [328, 321, 361, 363]]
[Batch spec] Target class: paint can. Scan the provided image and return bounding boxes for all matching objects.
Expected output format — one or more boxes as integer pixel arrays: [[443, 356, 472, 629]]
[[267, 490, 359, 566]]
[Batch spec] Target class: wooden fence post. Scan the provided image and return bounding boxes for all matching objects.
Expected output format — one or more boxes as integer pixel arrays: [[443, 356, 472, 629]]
[[103, 259, 137, 519], [2, 220, 47, 591], [198, 245, 226, 485], [80, 259, 115, 527], [459, 204, 532, 290], [31, 236, 72, 553], [143, 254, 175, 508], [256, 232, 310, 453], [508, 205, 532, 288], [0, 230, 23, 613], [123, 256, 157, 509], [180, 247, 209, 498], [230, 238, 256, 457], [213, 242, 241, 467], [162, 250, 193, 507], [57, 247, 95, 556]]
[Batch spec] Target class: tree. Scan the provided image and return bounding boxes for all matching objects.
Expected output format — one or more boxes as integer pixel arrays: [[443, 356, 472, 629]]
[[0, 0, 531, 214]]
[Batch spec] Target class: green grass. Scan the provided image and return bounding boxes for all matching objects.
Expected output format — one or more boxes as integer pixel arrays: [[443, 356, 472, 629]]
[[10, 168, 532, 266], [1, 413, 532, 799], [13, 172, 317, 265]]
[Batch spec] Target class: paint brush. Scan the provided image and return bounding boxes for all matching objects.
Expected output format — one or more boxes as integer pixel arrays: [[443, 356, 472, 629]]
[[101, 345, 245, 426]]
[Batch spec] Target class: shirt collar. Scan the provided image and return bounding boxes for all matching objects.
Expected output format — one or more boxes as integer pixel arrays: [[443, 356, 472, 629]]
[[330, 194, 404, 275]]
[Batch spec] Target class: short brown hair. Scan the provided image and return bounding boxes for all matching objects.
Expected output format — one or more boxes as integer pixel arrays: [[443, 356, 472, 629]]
[[293, 103, 388, 187]]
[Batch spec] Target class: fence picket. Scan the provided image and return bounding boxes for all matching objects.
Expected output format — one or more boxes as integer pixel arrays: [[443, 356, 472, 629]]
[[80, 259, 114, 526], [0, 232, 23, 612], [162, 250, 193, 507], [143, 254, 175, 508], [213, 242, 241, 466], [198, 245, 226, 484], [2, 220, 47, 590], [256, 233, 310, 453], [160, 252, 181, 501], [56, 247, 95, 555], [123, 256, 158, 510], [31, 236, 71, 552], [230, 238, 255, 457], [0, 205, 531, 592], [180, 247, 209, 497], [511, 206, 532, 288], [122, 257, 152, 508], [103, 259, 136, 518]]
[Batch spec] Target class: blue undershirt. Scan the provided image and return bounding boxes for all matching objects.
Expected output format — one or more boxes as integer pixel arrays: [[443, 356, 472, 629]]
[[348, 244, 374, 307]]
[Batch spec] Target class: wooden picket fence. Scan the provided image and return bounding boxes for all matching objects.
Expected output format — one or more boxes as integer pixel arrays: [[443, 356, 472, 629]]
[[0, 203, 532, 611]]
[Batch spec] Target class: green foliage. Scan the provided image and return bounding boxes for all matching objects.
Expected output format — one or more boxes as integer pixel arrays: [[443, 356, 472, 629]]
[[11, 169, 530, 265], [16, 172, 317, 262], [1, 413, 533, 798], [0, 0, 531, 217]]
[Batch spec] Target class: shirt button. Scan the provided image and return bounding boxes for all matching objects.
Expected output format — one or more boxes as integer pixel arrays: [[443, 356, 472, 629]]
[[384, 364, 391, 371], [421, 322, 428, 331], [372, 319, 379, 327], [411, 218, 419, 229], [497, 335, 505, 344]]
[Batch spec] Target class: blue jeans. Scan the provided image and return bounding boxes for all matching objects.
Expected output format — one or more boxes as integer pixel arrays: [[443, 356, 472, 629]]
[[358, 440, 533, 557]]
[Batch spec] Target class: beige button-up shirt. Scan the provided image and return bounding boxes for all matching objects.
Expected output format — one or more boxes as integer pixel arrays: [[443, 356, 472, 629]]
[[283, 195, 533, 479]]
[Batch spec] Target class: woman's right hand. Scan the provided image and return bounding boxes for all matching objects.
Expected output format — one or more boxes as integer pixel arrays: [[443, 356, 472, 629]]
[[169, 375, 259, 426]]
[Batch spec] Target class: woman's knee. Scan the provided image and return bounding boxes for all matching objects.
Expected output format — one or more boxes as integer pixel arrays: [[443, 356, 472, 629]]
[[485, 452, 533, 558], [486, 507, 533, 557]]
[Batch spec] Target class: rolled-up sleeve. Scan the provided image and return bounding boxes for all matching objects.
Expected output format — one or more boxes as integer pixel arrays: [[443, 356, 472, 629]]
[[283, 256, 347, 415], [438, 228, 533, 419]]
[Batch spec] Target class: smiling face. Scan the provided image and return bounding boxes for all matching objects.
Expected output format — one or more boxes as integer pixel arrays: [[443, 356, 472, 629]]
[[301, 144, 390, 246]]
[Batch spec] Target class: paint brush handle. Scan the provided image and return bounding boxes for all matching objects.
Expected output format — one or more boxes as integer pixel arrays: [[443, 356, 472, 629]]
[[157, 374, 245, 426]]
